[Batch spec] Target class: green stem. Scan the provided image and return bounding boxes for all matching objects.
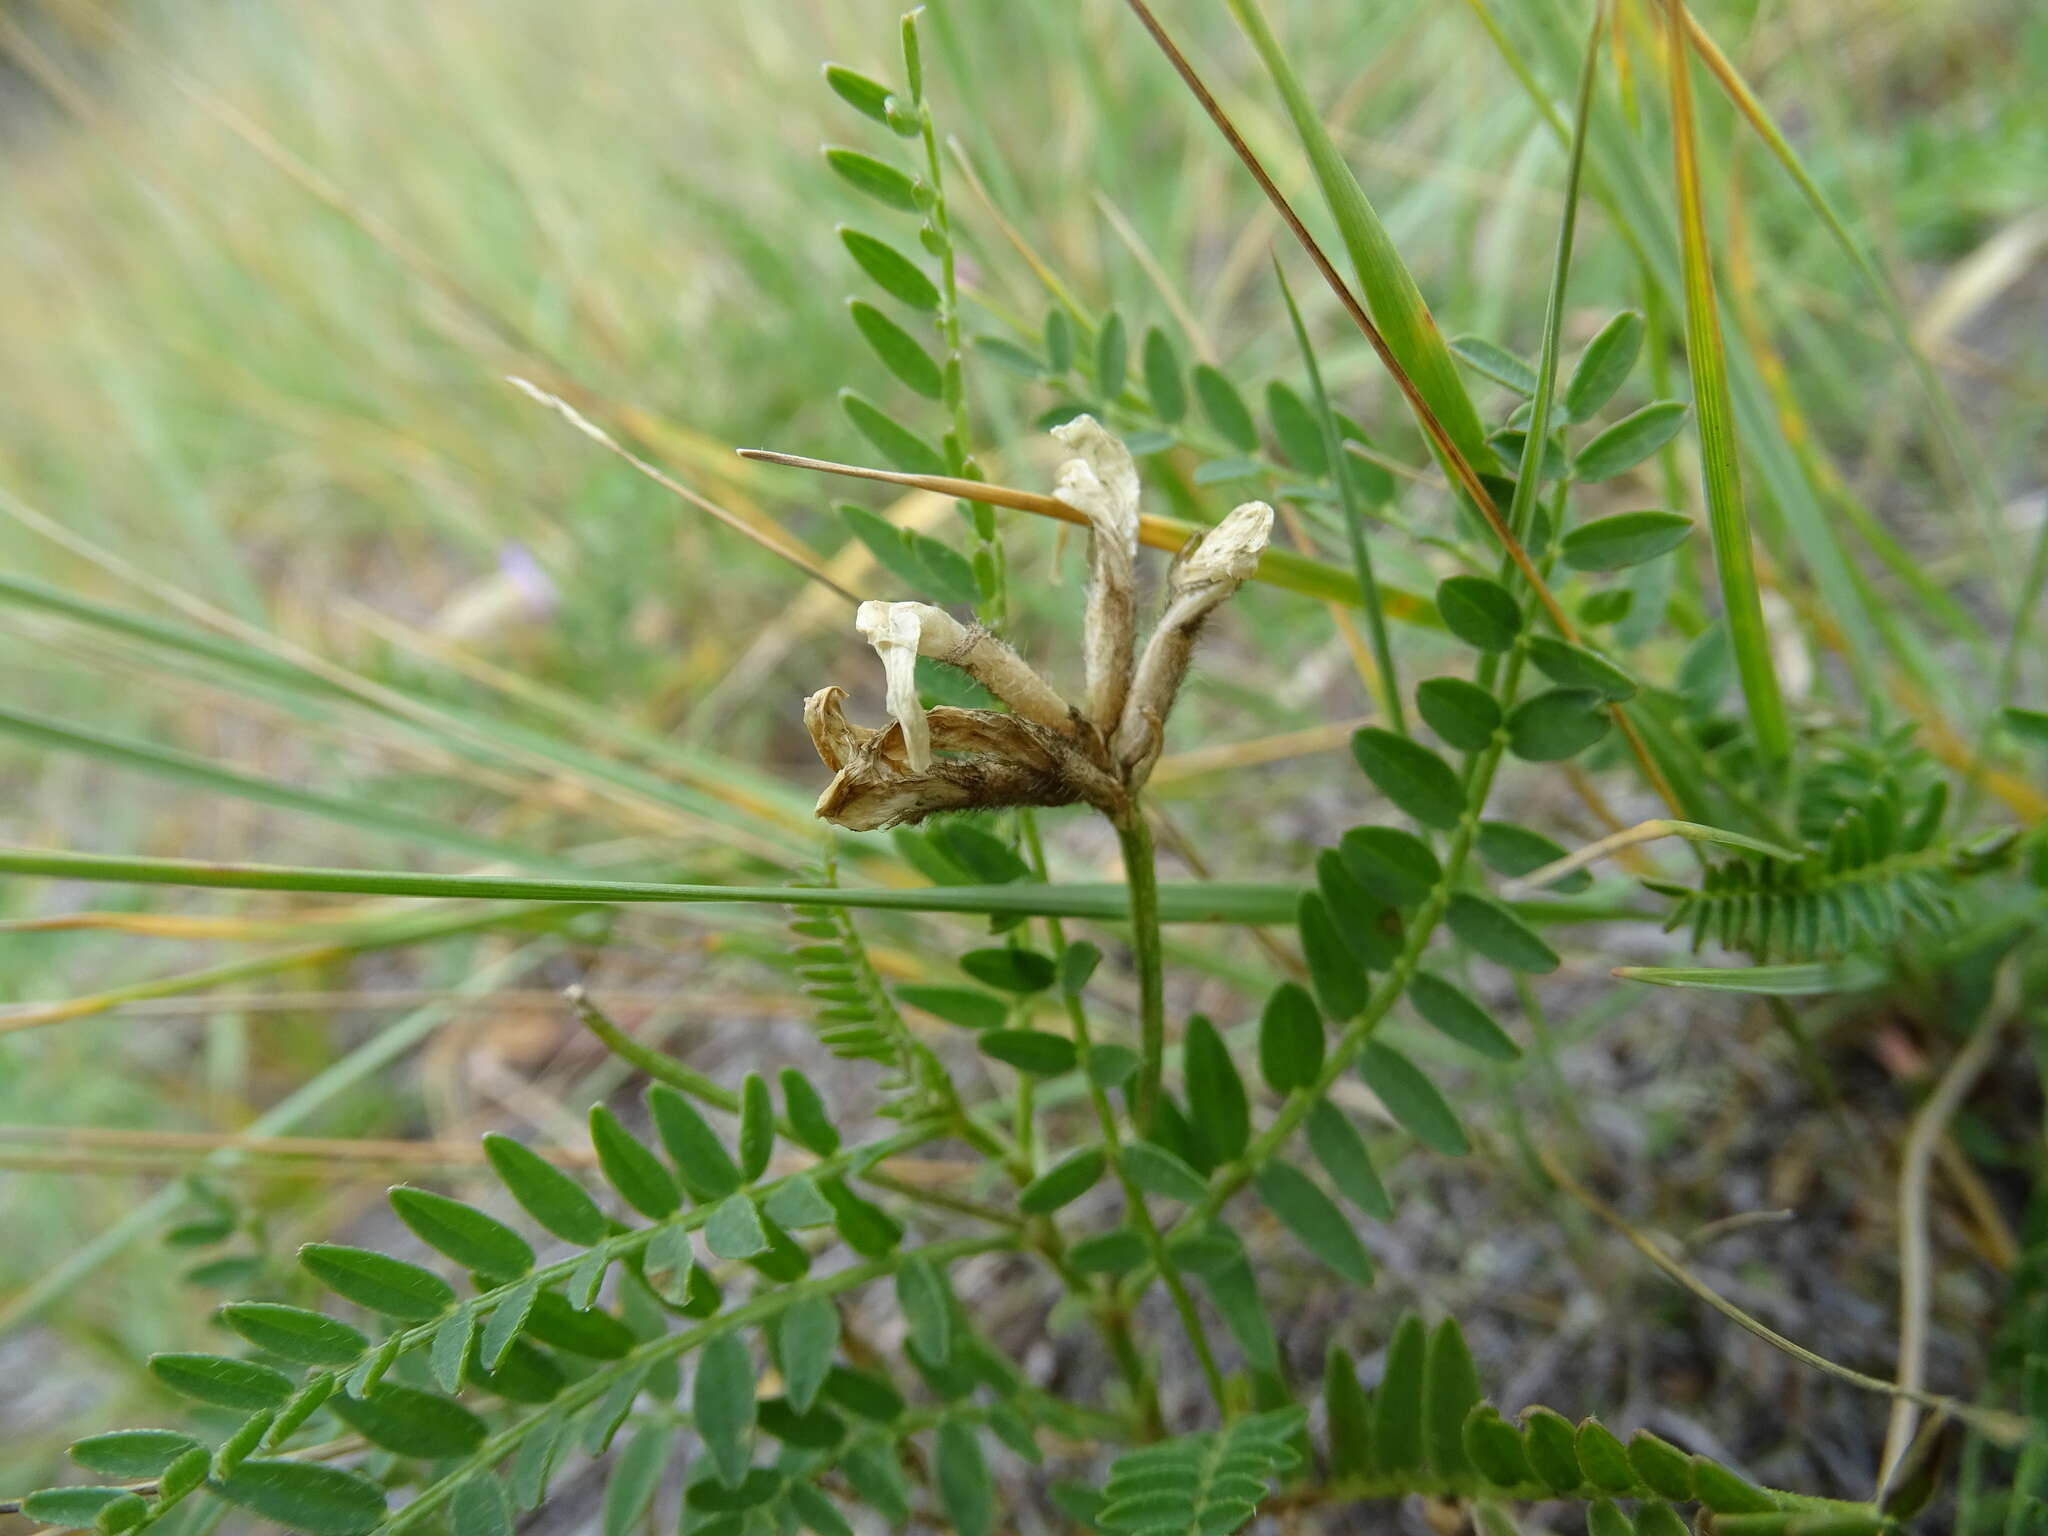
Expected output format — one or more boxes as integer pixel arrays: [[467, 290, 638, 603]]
[[1115, 811, 1168, 1137], [1056, 936, 1224, 1425]]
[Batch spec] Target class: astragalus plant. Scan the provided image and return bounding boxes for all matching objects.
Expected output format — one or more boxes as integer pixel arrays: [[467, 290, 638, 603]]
[[1, 2, 2044, 1535]]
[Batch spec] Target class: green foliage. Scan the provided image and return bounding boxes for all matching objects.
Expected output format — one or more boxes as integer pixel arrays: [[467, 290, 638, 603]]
[[1095, 1408, 1304, 1536], [4, 3, 2040, 1532]]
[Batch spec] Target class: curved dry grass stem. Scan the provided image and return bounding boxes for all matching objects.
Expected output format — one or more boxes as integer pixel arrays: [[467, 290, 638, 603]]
[[1536, 1144, 2029, 1447], [1876, 962, 2019, 1498]]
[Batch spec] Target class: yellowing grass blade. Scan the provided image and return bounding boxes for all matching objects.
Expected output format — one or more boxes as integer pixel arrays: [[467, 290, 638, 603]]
[[1660, 0, 1790, 767]]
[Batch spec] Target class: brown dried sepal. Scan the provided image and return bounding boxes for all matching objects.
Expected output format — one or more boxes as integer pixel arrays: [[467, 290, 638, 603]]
[[804, 687, 1123, 832]]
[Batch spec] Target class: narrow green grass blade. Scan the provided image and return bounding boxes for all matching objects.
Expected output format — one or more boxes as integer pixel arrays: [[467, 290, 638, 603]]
[[1659, 1, 1789, 766], [0, 906, 551, 1034], [0, 706, 551, 870], [1681, 11, 2012, 591], [1614, 958, 1886, 995], [1503, 4, 1602, 550], [1222, 0, 1496, 476], [0, 848, 1303, 925]]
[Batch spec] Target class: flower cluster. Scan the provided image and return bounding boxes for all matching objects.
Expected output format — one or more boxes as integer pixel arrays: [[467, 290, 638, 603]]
[[804, 416, 1272, 831]]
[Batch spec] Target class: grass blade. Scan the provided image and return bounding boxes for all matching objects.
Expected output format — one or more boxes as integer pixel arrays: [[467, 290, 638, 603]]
[[1219, 0, 1495, 477], [1659, 0, 1789, 767], [0, 847, 1303, 925]]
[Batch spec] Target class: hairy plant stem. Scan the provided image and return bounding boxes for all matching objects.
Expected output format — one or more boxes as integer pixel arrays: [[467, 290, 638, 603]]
[[1026, 817, 1190, 1438], [1115, 809, 1168, 1138]]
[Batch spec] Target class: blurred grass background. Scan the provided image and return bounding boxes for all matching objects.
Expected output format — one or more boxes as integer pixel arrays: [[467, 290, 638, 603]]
[[0, 0, 2042, 1512]]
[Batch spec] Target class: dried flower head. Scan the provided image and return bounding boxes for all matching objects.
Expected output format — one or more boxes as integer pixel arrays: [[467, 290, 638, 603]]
[[803, 415, 1270, 830]]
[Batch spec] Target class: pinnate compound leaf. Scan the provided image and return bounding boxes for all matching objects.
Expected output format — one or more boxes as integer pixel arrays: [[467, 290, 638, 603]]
[[1097, 1409, 1304, 1536]]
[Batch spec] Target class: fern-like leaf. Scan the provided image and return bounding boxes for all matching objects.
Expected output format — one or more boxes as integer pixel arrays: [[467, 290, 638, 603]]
[[1650, 781, 2013, 961], [787, 850, 940, 1109], [1096, 1408, 1304, 1536]]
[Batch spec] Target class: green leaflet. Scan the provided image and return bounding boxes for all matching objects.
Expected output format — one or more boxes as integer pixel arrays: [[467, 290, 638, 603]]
[[483, 1134, 608, 1246], [1254, 1160, 1374, 1284], [1359, 1042, 1469, 1156], [389, 1188, 535, 1279], [299, 1244, 456, 1321]]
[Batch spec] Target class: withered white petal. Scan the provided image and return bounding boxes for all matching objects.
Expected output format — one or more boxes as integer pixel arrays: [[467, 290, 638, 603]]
[[1050, 413, 1140, 550], [1052, 413, 1141, 730], [1174, 500, 1273, 589], [856, 599, 933, 772]]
